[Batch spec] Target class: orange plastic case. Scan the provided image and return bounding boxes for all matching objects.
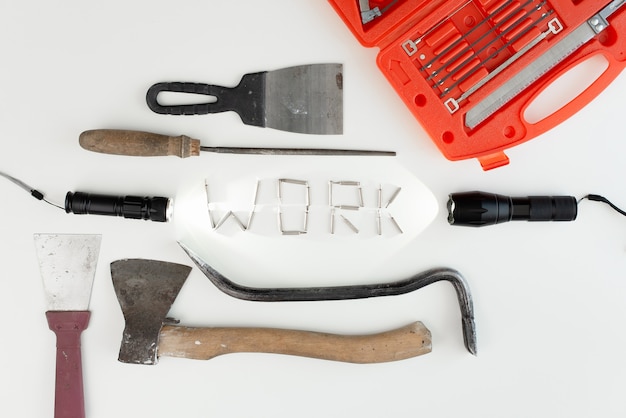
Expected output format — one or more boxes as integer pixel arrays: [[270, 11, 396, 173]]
[[328, 0, 626, 170]]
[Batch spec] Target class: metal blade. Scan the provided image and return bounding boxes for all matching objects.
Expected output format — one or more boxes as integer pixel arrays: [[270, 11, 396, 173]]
[[111, 259, 192, 365], [200, 145, 395, 156], [264, 63, 343, 135], [34, 234, 102, 311]]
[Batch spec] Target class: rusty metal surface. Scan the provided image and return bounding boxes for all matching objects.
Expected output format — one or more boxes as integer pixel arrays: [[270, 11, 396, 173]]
[[110, 259, 192, 365]]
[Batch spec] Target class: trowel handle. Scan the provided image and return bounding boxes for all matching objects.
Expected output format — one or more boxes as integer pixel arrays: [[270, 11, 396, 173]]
[[146, 73, 265, 127], [146, 82, 236, 115], [79, 129, 201, 158], [46, 311, 90, 418], [158, 321, 431, 364]]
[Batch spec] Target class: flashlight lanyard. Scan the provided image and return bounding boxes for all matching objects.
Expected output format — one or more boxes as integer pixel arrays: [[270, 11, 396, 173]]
[[447, 191, 626, 227], [1, 170, 171, 222], [0, 170, 64, 210], [580, 194, 626, 218]]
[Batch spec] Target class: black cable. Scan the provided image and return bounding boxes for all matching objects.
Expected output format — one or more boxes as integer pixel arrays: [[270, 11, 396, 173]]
[[0, 170, 64, 210], [581, 194, 626, 217]]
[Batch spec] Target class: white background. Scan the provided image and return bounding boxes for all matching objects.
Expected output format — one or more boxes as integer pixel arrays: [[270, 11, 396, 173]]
[[1, 1, 625, 417]]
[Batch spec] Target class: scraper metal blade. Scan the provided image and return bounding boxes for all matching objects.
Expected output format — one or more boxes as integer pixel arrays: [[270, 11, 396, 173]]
[[35, 234, 101, 311]]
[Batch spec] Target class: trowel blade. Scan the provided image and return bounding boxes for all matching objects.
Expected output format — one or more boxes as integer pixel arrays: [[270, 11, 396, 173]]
[[264, 63, 343, 135], [34, 234, 102, 311]]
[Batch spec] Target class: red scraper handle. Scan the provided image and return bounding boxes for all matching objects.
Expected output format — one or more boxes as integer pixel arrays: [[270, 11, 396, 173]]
[[46, 311, 90, 418]]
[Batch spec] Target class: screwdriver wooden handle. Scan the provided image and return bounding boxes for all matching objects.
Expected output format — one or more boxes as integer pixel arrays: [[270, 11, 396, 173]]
[[79, 129, 200, 158], [158, 321, 431, 364]]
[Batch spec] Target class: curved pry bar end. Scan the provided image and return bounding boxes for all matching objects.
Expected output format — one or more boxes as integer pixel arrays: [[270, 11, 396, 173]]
[[462, 316, 477, 356], [430, 268, 477, 356]]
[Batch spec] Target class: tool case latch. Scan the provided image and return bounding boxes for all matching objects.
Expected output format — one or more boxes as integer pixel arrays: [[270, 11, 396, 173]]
[[478, 152, 510, 171]]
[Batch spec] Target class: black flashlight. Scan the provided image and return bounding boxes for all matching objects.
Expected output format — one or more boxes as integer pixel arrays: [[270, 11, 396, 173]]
[[447, 191, 578, 227], [65, 191, 172, 222]]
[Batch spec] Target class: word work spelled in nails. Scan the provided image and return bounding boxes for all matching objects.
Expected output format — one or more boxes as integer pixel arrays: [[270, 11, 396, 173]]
[[204, 178, 404, 237]]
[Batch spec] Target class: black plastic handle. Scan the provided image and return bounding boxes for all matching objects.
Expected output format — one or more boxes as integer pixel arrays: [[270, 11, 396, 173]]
[[65, 192, 171, 222], [146, 82, 234, 115], [146, 73, 266, 126]]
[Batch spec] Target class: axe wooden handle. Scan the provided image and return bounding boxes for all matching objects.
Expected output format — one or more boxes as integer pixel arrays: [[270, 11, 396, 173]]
[[158, 321, 431, 364]]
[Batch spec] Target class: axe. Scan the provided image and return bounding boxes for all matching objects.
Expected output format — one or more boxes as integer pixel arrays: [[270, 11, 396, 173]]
[[111, 259, 432, 365]]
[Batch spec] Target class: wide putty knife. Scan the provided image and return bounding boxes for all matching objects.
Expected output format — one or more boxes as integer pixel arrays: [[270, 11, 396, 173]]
[[146, 63, 343, 135], [34, 234, 102, 418]]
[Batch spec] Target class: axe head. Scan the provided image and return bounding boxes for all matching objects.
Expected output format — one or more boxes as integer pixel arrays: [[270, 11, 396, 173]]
[[110, 259, 192, 365]]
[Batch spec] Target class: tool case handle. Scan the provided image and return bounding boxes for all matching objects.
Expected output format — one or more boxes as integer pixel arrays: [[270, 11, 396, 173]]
[[521, 49, 625, 143]]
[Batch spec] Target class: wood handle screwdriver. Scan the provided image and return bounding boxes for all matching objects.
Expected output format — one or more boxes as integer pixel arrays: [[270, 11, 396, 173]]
[[79, 129, 396, 157]]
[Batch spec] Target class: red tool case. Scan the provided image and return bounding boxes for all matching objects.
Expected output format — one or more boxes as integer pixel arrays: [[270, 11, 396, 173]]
[[328, 0, 626, 170]]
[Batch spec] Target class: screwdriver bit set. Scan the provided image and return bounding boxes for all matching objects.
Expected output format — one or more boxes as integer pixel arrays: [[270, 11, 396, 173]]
[[329, 0, 626, 169]]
